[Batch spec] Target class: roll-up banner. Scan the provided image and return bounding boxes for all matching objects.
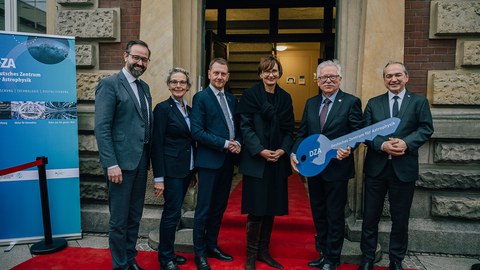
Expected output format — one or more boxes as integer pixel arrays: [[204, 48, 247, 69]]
[[0, 31, 81, 245]]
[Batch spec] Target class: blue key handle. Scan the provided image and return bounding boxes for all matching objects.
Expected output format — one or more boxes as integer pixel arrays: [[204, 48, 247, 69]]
[[296, 117, 401, 177]]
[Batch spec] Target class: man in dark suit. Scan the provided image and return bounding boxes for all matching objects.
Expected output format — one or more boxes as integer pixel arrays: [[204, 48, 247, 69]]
[[94, 40, 153, 270], [358, 61, 434, 270], [190, 58, 241, 270], [291, 60, 363, 270]]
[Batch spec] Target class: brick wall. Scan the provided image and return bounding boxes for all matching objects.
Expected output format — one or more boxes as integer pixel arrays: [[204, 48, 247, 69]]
[[404, 0, 456, 96], [99, 0, 142, 70]]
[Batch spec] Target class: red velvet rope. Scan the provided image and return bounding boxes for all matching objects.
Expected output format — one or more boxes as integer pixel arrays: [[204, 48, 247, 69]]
[[0, 159, 44, 176]]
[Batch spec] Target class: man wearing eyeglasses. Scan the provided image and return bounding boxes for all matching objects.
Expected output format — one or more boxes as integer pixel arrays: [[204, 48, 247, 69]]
[[95, 40, 153, 270], [291, 60, 363, 270]]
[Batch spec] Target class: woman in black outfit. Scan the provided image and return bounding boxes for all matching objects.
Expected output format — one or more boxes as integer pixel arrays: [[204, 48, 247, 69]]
[[151, 67, 196, 270], [237, 56, 295, 270]]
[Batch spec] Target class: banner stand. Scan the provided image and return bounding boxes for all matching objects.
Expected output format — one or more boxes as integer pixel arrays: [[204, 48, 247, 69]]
[[30, 157, 67, 255]]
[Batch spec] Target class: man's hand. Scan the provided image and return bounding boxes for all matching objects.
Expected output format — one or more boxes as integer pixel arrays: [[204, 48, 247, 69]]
[[154, 182, 164, 198], [228, 140, 241, 154], [337, 146, 351, 160], [290, 154, 299, 173], [383, 138, 407, 156], [108, 166, 123, 184]]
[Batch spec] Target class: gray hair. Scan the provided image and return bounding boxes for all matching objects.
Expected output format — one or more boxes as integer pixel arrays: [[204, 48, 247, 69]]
[[166, 67, 192, 89], [383, 60, 408, 78], [317, 59, 343, 78]]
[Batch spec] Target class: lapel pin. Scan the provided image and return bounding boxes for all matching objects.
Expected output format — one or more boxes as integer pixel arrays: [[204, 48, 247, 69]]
[[338, 99, 342, 102]]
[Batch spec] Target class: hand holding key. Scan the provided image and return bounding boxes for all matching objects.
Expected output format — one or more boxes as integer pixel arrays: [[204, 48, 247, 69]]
[[295, 117, 401, 177]]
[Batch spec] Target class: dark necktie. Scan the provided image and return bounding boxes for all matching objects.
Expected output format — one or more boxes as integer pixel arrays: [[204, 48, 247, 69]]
[[135, 80, 150, 143], [392, 96, 399, 117], [320, 98, 331, 132], [218, 92, 235, 140]]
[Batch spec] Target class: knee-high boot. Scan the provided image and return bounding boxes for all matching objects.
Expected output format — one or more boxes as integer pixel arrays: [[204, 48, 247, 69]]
[[257, 216, 283, 269], [246, 217, 262, 270]]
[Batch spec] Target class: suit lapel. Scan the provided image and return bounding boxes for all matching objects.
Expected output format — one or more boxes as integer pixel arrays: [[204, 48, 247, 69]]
[[207, 87, 229, 127], [119, 71, 143, 119], [323, 90, 343, 131], [398, 90, 412, 118], [168, 97, 190, 131], [310, 95, 322, 132], [381, 92, 390, 119]]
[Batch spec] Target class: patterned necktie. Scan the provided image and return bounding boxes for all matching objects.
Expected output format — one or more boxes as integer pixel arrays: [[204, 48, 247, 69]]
[[392, 96, 399, 117], [135, 80, 150, 143], [320, 98, 331, 132], [218, 92, 235, 139]]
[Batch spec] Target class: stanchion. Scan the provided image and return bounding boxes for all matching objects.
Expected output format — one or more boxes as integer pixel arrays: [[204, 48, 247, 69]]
[[30, 156, 68, 255]]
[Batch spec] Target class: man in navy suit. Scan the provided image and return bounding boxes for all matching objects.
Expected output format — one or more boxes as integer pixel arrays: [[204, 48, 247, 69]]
[[190, 58, 241, 270], [358, 61, 433, 270], [95, 40, 153, 270], [291, 60, 363, 270]]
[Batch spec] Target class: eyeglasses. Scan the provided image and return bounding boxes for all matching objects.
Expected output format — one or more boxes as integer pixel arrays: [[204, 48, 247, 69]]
[[128, 53, 150, 63], [263, 70, 279, 76], [169, 80, 188, 86], [318, 75, 340, 82]]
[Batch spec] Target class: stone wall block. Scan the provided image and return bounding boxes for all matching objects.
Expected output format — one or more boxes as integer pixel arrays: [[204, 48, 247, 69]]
[[76, 44, 96, 68], [434, 142, 480, 163], [79, 134, 98, 152], [462, 41, 480, 66], [80, 181, 108, 200], [432, 72, 480, 105], [432, 1, 480, 36], [432, 195, 480, 220], [57, 9, 120, 40], [418, 165, 480, 189], [77, 71, 116, 101], [57, 0, 94, 6], [79, 156, 103, 176]]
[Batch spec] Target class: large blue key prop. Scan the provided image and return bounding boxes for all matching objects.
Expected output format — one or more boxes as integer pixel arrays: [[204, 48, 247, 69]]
[[296, 117, 401, 177]]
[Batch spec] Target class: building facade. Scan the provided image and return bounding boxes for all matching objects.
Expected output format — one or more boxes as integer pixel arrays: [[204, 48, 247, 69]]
[[40, 0, 480, 256]]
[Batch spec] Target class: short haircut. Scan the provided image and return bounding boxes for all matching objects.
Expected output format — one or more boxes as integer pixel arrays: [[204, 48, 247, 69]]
[[209, 57, 228, 70], [166, 67, 192, 89], [317, 59, 342, 78], [257, 55, 283, 78], [383, 60, 409, 77], [125, 40, 151, 58]]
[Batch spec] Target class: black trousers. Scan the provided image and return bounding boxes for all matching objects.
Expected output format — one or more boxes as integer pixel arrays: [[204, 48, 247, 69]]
[[193, 156, 234, 256], [308, 174, 348, 265], [158, 171, 193, 265], [360, 161, 415, 262]]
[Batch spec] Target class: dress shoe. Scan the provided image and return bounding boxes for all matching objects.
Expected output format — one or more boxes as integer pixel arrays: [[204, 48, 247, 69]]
[[128, 262, 145, 270], [389, 260, 404, 270], [321, 263, 338, 270], [357, 261, 374, 270], [206, 247, 233, 261], [308, 255, 325, 268], [194, 256, 211, 270], [174, 254, 187, 265], [160, 261, 179, 270]]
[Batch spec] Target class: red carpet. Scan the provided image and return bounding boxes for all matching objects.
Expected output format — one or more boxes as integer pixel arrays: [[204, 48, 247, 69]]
[[12, 174, 412, 270]]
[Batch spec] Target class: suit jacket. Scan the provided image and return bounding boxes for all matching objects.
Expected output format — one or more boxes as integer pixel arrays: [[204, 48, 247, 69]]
[[364, 90, 434, 182], [151, 97, 195, 179], [190, 86, 240, 169], [94, 70, 153, 170], [292, 90, 363, 181]]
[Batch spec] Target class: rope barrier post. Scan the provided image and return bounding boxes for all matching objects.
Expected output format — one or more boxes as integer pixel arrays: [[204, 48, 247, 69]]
[[30, 156, 68, 255]]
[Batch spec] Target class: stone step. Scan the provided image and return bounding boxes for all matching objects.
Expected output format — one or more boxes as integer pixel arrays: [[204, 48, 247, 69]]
[[346, 217, 480, 256]]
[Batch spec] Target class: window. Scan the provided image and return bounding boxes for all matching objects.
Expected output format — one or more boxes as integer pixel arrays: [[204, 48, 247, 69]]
[[1, 0, 46, 33]]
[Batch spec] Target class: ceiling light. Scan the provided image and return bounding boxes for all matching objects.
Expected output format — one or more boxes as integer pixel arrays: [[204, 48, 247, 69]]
[[276, 45, 287, 51]]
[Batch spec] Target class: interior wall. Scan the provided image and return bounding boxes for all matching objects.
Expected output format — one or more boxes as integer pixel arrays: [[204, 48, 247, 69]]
[[277, 48, 320, 122]]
